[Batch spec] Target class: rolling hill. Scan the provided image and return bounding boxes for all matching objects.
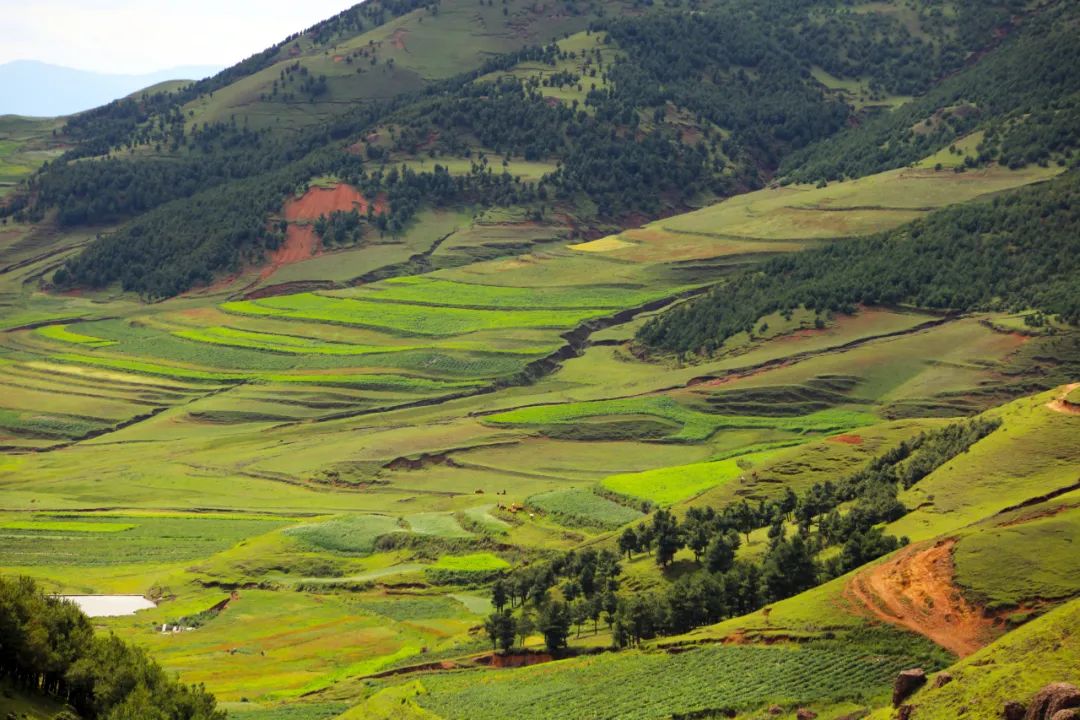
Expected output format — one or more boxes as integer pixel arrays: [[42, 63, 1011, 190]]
[[0, 0, 1077, 719]]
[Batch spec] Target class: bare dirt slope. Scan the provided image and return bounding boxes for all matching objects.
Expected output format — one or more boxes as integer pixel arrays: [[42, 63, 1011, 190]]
[[1046, 383, 1080, 415], [845, 539, 999, 656]]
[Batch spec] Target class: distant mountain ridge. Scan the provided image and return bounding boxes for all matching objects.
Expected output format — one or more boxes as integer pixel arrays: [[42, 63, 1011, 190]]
[[0, 60, 223, 117]]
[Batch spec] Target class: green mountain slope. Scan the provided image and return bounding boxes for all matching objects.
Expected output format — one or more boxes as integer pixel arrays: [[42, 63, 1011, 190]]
[[3, 0, 1051, 297]]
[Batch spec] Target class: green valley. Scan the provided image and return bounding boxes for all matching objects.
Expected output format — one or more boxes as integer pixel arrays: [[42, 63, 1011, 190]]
[[1, 0, 1078, 719]]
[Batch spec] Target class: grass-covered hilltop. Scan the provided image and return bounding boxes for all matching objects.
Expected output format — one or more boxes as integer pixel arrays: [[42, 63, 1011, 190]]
[[0, 0, 1078, 718]]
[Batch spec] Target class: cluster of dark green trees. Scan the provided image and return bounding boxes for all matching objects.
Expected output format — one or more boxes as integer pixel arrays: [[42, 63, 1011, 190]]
[[486, 415, 999, 649], [313, 209, 365, 246], [0, 575, 222, 719], [638, 169, 1080, 356], [484, 548, 623, 653], [606, 416, 1000, 643]]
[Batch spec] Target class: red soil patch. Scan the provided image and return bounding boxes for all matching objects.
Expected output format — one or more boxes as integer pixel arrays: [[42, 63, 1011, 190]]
[[829, 434, 864, 445], [332, 54, 345, 63], [844, 539, 1000, 656], [188, 270, 245, 296], [391, 28, 408, 50], [481, 652, 554, 668], [187, 183, 389, 288], [260, 225, 320, 280], [1046, 383, 1080, 416], [255, 183, 387, 283], [283, 183, 375, 222]]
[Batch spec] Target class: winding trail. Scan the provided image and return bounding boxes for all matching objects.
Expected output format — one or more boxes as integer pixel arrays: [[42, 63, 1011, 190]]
[[844, 539, 997, 657], [1046, 382, 1080, 415]]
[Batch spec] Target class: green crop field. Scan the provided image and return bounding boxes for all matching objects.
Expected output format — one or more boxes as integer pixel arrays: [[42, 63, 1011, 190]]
[[527, 488, 644, 528], [336, 276, 668, 310], [403, 643, 924, 719], [222, 294, 608, 336], [0, 520, 136, 533], [35, 323, 116, 347], [172, 326, 411, 356], [430, 553, 509, 572], [284, 516, 405, 555], [601, 450, 784, 505], [0, 516, 289, 570]]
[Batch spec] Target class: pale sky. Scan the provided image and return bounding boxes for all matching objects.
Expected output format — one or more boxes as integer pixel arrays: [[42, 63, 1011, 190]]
[[0, 0, 359, 75]]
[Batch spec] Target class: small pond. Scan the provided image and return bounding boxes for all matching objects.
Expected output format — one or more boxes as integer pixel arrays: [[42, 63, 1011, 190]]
[[57, 595, 156, 617]]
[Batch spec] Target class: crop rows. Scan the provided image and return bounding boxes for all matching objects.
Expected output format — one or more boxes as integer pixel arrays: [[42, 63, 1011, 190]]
[[339, 276, 665, 310], [486, 396, 877, 442], [0, 407, 113, 441], [285, 515, 406, 555], [0, 516, 286, 567], [50, 352, 483, 392], [35, 324, 115, 347], [528, 488, 644, 528], [172, 326, 409, 356], [222, 294, 607, 336], [416, 644, 917, 719]]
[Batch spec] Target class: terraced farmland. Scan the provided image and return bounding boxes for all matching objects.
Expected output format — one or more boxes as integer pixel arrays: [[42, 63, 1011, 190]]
[[1, 109, 1078, 720]]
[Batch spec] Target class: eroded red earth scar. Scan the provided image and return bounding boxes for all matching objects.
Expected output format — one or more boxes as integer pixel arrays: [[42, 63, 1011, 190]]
[[259, 184, 388, 280]]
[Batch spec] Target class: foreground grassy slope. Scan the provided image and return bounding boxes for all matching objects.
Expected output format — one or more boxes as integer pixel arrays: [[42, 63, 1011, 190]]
[[866, 597, 1080, 720]]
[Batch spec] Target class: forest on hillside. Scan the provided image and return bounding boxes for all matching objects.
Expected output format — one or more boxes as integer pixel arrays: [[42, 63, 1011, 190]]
[[2, 0, 1043, 298], [637, 169, 1080, 356], [781, 1, 1080, 182]]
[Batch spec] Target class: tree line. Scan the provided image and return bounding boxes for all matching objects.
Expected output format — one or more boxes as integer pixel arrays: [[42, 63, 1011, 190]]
[[484, 415, 999, 650], [484, 548, 623, 654], [0, 575, 223, 719], [607, 415, 999, 643]]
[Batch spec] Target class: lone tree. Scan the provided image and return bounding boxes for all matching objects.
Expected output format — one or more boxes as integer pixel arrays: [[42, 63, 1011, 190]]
[[483, 610, 516, 653], [652, 509, 683, 568], [618, 527, 639, 559], [491, 577, 508, 611], [537, 601, 571, 653]]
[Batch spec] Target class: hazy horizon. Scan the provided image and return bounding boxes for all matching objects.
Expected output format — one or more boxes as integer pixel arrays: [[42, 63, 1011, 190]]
[[0, 0, 358, 75], [0, 60, 224, 116], [0, 58, 223, 79]]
